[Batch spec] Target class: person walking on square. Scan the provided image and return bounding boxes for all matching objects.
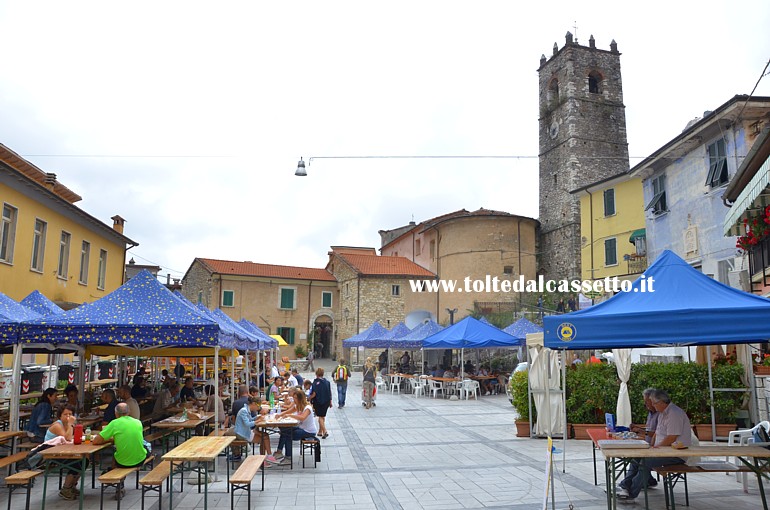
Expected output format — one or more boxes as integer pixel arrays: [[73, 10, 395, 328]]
[[362, 357, 376, 410], [307, 348, 315, 371], [334, 359, 350, 408], [309, 367, 332, 438]]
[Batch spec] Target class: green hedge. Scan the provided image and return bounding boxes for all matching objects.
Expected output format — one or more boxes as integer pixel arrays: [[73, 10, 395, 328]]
[[510, 361, 746, 425]]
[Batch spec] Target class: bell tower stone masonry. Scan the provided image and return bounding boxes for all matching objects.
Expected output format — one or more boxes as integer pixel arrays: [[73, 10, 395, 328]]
[[538, 32, 630, 281]]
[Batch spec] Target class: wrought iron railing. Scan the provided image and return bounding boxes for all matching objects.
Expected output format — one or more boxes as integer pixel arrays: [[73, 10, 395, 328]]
[[748, 236, 770, 293]]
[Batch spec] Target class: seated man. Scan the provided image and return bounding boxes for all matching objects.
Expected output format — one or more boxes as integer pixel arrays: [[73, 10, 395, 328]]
[[291, 368, 304, 388], [117, 385, 141, 420], [101, 389, 118, 424], [179, 377, 196, 402], [618, 389, 690, 502], [151, 382, 180, 418], [93, 403, 149, 499]]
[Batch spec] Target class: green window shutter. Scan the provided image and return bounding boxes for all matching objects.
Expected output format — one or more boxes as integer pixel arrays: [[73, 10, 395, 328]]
[[288, 328, 295, 345], [604, 238, 617, 266], [280, 288, 294, 309], [222, 290, 234, 307], [603, 189, 615, 216], [322, 292, 332, 308]]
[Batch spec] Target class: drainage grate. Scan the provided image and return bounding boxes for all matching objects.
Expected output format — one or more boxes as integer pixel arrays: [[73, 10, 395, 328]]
[[403, 409, 421, 412]]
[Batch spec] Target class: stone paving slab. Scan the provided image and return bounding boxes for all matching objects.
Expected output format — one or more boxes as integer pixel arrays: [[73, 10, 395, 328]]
[[4, 359, 768, 509]]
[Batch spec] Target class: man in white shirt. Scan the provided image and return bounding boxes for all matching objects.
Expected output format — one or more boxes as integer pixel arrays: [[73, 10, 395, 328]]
[[618, 389, 690, 503], [286, 371, 298, 387], [118, 385, 141, 420]]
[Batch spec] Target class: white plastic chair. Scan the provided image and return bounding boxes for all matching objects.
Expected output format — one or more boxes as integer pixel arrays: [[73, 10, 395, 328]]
[[390, 375, 403, 395], [728, 420, 770, 491], [429, 379, 444, 398], [418, 376, 430, 397], [408, 378, 424, 398], [463, 380, 480, 400], [375, 376, 388, 391]]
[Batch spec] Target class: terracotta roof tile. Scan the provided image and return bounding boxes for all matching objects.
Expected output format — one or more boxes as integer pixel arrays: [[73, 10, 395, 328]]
[[199, 258, 336, 281], [336, 253, 436, 277]]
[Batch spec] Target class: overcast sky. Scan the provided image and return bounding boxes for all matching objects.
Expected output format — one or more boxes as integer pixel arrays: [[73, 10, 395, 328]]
[[1, 1, 768, 281]]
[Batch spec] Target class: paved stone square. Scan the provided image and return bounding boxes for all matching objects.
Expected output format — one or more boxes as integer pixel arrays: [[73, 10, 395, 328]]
[[8, 360, 769, 509]]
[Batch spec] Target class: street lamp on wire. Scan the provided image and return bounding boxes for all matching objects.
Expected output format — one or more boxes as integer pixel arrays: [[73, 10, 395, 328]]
[[295, 155, 537, 177]]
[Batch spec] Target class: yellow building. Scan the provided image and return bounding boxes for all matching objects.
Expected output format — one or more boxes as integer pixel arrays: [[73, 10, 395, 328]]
[[572, 171, 647, 285], [1, 144, 138, 364]]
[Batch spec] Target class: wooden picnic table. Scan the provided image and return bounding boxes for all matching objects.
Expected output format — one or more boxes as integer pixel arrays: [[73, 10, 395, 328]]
[[0, 430, 24, 454], [153, 411, 215, 439], [601, 444, 770, 510], [40, 442, 111, 510], [163, 435, 235, 510], [86, 378, 118, 389]]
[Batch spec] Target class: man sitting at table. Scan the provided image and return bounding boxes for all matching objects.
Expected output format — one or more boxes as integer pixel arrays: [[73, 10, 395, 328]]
[[291, 368, 304, 388], [225, 385, 250, 428], [102, 389, 118, 424], [179, 376, 196, 402], [93, 403, 149, 499], [617, 389, 690, 502], [117, 385, 141, 420], [151, 381, 180, 418]]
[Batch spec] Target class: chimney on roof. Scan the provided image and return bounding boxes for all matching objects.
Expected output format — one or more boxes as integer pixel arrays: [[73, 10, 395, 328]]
[[167, 274, 171, 285], [44, 173, 57, 191], [111, 215, 125, 234], [128, 257, 135, 265]]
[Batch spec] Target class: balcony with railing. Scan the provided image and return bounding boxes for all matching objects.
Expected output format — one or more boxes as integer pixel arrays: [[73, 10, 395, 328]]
[[748, 235, 770, 293], [626, 254, 648, 275]]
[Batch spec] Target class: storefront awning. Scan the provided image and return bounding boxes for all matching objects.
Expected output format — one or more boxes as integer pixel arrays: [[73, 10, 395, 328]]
[[628, 228, 646, 244], [724, 156, 770, 236]]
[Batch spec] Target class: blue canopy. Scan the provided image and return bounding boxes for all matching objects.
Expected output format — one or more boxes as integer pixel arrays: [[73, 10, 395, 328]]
[[19, 270, 219, 347], [210, 308, 261, 351], [391, 320, 444, 349], [422, 316, 520, 349], [543, 250, 770, 350], [342, 322, 389, 348], [359, 322, 411, 348], [0, 292, 41, 345], [21, 291, 64, 317], [503, 318, 542, 344], [238, 320, 278, 349]]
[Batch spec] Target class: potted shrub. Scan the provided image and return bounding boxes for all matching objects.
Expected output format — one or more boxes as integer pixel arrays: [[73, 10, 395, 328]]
[[693, 363, 745, 441], [566, 363, 618, 439], [510, 370, 534, 437], [294, 344, 307, 358]]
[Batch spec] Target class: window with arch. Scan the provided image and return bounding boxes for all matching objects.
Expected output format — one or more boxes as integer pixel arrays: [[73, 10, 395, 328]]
[[588, 71, 603, 94], [547, 78, 559, 105]]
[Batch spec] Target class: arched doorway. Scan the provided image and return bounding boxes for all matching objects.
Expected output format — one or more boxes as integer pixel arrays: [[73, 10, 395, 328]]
[[313, 314, 333, 359]]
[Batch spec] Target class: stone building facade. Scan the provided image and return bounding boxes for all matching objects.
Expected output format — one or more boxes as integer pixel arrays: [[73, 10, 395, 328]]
[[538, 32, 630, 281], [379, 209, 538, 324], [326, 247, 437, 358], [182, 258, 338, 359]]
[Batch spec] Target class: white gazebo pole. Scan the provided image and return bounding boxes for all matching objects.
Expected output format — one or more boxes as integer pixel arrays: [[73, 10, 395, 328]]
[[9, 344, 23, 433]]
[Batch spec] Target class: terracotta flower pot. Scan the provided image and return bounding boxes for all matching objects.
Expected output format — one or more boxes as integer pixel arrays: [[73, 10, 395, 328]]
[[515, 420, 531, 438], [694, 423, 735, 442], [572, 423, 604, 440], [754, 365, 770, 376]]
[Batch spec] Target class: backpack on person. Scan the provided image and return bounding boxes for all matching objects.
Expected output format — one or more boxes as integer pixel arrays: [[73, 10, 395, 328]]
[[335, 365, 349, 382]]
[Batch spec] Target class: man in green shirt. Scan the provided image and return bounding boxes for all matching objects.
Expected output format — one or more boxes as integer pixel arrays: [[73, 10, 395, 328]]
[[94, 402, 148, 467]]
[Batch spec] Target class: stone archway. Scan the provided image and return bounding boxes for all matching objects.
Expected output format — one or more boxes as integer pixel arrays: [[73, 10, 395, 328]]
[[310, 311, 334, 359]]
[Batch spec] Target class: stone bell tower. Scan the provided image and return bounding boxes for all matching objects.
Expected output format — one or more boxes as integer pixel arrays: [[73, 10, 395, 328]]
[[538, 32, 630, 281]]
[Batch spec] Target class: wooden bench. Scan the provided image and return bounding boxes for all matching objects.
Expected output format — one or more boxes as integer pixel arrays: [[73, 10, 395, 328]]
[[98, 467, 138, 510], [133, 454, 156, 489], [0, 452, 28, 476], [654, 462, 770, 509], [228, 455, 266, 510], [5, 470, 42, 510], [144, 427, 183, 454], [138, 461, 174, 510]]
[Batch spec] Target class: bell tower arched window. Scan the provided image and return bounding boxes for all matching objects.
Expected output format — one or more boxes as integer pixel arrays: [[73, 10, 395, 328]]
[[547, 78, 559, 105], [588, 71, 603, 94]]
